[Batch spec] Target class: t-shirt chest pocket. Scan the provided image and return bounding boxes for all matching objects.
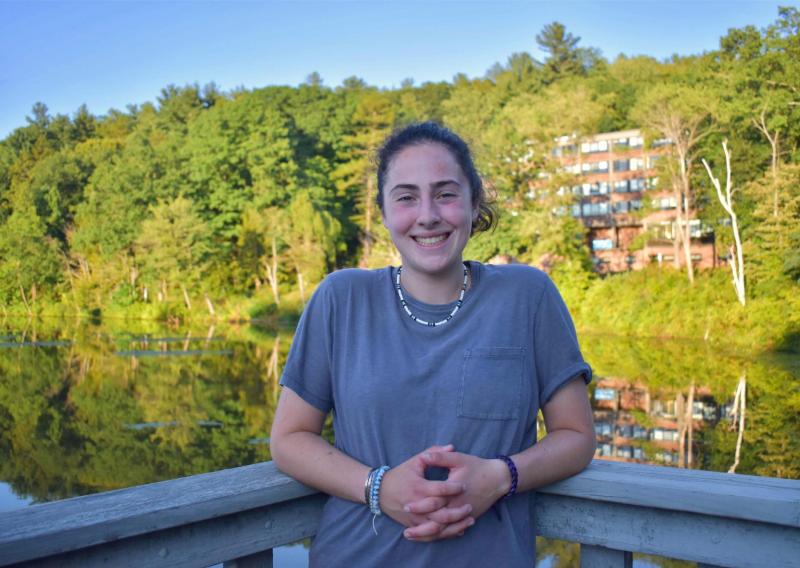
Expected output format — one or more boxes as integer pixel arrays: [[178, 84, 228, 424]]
[[458, 347, 525, 420]]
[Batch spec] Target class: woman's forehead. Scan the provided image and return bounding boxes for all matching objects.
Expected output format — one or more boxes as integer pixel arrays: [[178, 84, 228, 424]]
[[387, 143, 464, 181]]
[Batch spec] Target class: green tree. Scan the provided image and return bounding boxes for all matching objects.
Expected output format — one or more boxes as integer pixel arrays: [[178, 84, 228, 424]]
[[0, 204, 63, 306], [332, 91, 395, 266], [134, 197, 210, 304]]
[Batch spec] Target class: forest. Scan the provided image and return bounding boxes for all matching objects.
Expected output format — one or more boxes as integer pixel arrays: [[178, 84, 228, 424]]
[[1, 9, 798, 352]]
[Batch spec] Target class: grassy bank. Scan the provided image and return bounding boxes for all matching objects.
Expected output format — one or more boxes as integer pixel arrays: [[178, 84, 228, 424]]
[[3, 266, 799, 355], [565, 266, 800, 354]]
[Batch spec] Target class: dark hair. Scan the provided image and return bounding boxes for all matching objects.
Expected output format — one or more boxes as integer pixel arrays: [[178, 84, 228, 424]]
[[376, 121, 496, 234]]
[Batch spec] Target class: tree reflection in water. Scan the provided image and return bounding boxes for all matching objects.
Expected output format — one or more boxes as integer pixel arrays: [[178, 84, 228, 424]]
[[0, 321, 797, 567]]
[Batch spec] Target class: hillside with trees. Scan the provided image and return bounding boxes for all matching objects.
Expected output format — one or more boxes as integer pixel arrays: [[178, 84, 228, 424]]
[[1, 9, 798, 351]]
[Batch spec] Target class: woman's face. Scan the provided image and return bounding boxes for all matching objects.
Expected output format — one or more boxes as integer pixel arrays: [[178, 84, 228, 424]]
[[381, 142, 477, 279]]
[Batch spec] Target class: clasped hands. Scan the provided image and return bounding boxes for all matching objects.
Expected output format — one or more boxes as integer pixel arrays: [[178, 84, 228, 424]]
[[378, 444, 511, 542]]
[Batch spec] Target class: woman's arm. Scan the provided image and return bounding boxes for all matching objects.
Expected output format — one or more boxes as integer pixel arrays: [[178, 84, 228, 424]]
[[404, 376, 595, 539], [270, 387, 368, 503], [270, 387, 473, 533]]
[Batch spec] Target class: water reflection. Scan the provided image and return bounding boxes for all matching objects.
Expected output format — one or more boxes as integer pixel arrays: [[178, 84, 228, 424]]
[[0, 321, 797, 567]]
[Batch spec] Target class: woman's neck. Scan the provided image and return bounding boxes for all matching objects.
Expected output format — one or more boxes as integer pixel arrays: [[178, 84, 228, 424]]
[[399, 262, 469, 305]]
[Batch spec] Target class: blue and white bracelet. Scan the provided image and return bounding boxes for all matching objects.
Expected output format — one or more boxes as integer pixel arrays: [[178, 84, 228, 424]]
[[367, 465, 390, 534]]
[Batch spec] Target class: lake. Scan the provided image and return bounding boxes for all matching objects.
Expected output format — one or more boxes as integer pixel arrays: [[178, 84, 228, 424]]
[[1, 318, 797, 567]]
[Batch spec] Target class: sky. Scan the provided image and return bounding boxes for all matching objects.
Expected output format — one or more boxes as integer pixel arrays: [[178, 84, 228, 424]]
[[0, 0, 794, 138]]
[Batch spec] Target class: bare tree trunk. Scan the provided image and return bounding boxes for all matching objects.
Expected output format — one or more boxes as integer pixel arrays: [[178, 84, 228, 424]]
[[160, 279, 168, 302], [702, 141, 745, 306], [205, 325, 216, 349], [728, 374, 747, 474], [204, 293, 216, 316], [297, 270, 306, 308], [268, 336, 281, 395], [752, 107, 781, 217], [180, 284, 192, 310], [676, 393, 686, 468], [677, 147, 694, 283], [143, 286, 149, 302], [686, 384, 695, 469], [262, 237, 280, 306], [361, 176, 374, 268], [19, 285, 32, 316]]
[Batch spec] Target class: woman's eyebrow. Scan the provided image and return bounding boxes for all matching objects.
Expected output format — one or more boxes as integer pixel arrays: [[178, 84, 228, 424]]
[[432, 179, 461, 189], [389, 179, 462, 193]]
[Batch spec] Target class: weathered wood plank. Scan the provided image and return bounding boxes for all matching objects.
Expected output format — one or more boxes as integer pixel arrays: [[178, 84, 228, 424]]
[[539, 460, 800, 528], [12, 495, 324, 568], [535, 494, 800, 568], [580, 544, 632, 568], [0, 462, 316, 566]]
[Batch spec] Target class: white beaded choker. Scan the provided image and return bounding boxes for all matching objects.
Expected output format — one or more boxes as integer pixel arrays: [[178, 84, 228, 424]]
[[395, 264, 469, 327]]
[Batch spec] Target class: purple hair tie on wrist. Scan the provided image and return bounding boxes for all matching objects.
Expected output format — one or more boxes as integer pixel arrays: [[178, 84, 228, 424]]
[[496, 455, 518, 499]]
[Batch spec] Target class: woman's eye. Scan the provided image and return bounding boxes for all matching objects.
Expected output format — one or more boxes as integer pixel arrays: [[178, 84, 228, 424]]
[[397, 195, 414, 202], [439, 192, 457, 199]]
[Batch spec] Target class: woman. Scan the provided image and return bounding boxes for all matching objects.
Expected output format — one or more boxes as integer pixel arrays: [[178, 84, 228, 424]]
[[270, 122, 596, 566]]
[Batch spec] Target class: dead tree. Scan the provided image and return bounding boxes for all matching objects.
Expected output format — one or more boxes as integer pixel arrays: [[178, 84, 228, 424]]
[[262, 237, 280, 306], [728, 374, 747, 474], [702, 140, 745, 306], [752, 105, 781, 217]]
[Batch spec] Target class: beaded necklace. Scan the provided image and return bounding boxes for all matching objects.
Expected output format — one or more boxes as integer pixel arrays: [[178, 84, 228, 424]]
[[395, 264, 469, 327]]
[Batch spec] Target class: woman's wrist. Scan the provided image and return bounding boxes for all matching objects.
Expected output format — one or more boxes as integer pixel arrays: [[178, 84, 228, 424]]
[[490, 457, 513, 500]]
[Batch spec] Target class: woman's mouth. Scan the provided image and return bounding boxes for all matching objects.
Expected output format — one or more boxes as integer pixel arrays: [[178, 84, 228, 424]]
[[413, 234, 449, 247]]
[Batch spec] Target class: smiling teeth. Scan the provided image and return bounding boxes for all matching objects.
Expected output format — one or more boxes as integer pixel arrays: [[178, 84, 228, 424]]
[[415, 235, 447, 245]]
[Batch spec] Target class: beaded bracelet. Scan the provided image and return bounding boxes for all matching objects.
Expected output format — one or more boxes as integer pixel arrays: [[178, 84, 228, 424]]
[[496, 455, 518, 500], [369, 465, 390, 516]]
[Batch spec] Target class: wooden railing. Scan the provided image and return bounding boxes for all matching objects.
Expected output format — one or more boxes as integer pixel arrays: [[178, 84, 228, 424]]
[[1, 460, 798, 568]]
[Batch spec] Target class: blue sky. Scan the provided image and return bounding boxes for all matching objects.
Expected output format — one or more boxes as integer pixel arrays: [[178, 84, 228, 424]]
[[0, 1, 793, 138]]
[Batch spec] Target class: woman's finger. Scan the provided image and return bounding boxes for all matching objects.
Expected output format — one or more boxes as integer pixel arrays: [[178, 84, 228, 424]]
[[437, 515, 476, 539], [421, 450, 463, 469], [403, 496, 447, 515], [403, 519, 443, 540], [426, 503, 472, 525]]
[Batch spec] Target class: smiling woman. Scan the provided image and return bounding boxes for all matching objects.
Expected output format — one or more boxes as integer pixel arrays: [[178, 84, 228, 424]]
[[270, 122, 596, 567]]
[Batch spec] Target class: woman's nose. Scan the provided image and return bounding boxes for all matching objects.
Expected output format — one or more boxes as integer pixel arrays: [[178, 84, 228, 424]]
[[416, 196, 441, 226]]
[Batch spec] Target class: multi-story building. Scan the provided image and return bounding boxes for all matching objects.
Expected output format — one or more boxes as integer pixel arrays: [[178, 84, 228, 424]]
[[553, 129, 717, 273]]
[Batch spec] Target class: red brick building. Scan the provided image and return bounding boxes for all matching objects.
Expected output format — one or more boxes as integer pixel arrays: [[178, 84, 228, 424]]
[[554, 129, 717, 274]]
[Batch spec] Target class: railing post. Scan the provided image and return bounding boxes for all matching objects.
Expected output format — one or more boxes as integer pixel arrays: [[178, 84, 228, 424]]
[[223, 549, 273, 568], [580, 544, 633, 568]]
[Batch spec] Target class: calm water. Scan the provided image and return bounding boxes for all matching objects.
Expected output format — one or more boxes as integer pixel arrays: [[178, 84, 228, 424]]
[[1, 319, 798, 567]]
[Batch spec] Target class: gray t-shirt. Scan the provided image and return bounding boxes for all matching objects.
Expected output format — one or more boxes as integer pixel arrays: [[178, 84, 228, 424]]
[[280, 261, 591, 567]]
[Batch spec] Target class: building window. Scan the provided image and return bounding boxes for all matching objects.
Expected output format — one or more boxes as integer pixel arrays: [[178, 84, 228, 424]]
[[653, 197, 677, 210], [629, 136, 644, 147], [630, 158, 645, 170], [582, 202, 609, 216], [647, 176, 659, 189], [595, 388, 616, 401], [571, 204, 582, 217], [613, 159, 630, 172], [613, 200, 642, 214], [581, 140, 609, 154], [648, 155, 662, 168], [629, 178, 646, 191], [592, 238, 613, 250], [614, 180, 629, 193], [652, 137, 672, 148], [581, 161, 609, 174]]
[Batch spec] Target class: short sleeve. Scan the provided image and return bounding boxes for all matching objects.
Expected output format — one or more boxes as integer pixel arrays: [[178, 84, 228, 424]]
[[533, 275, 592, 405], [279, 278, 335, 414]]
